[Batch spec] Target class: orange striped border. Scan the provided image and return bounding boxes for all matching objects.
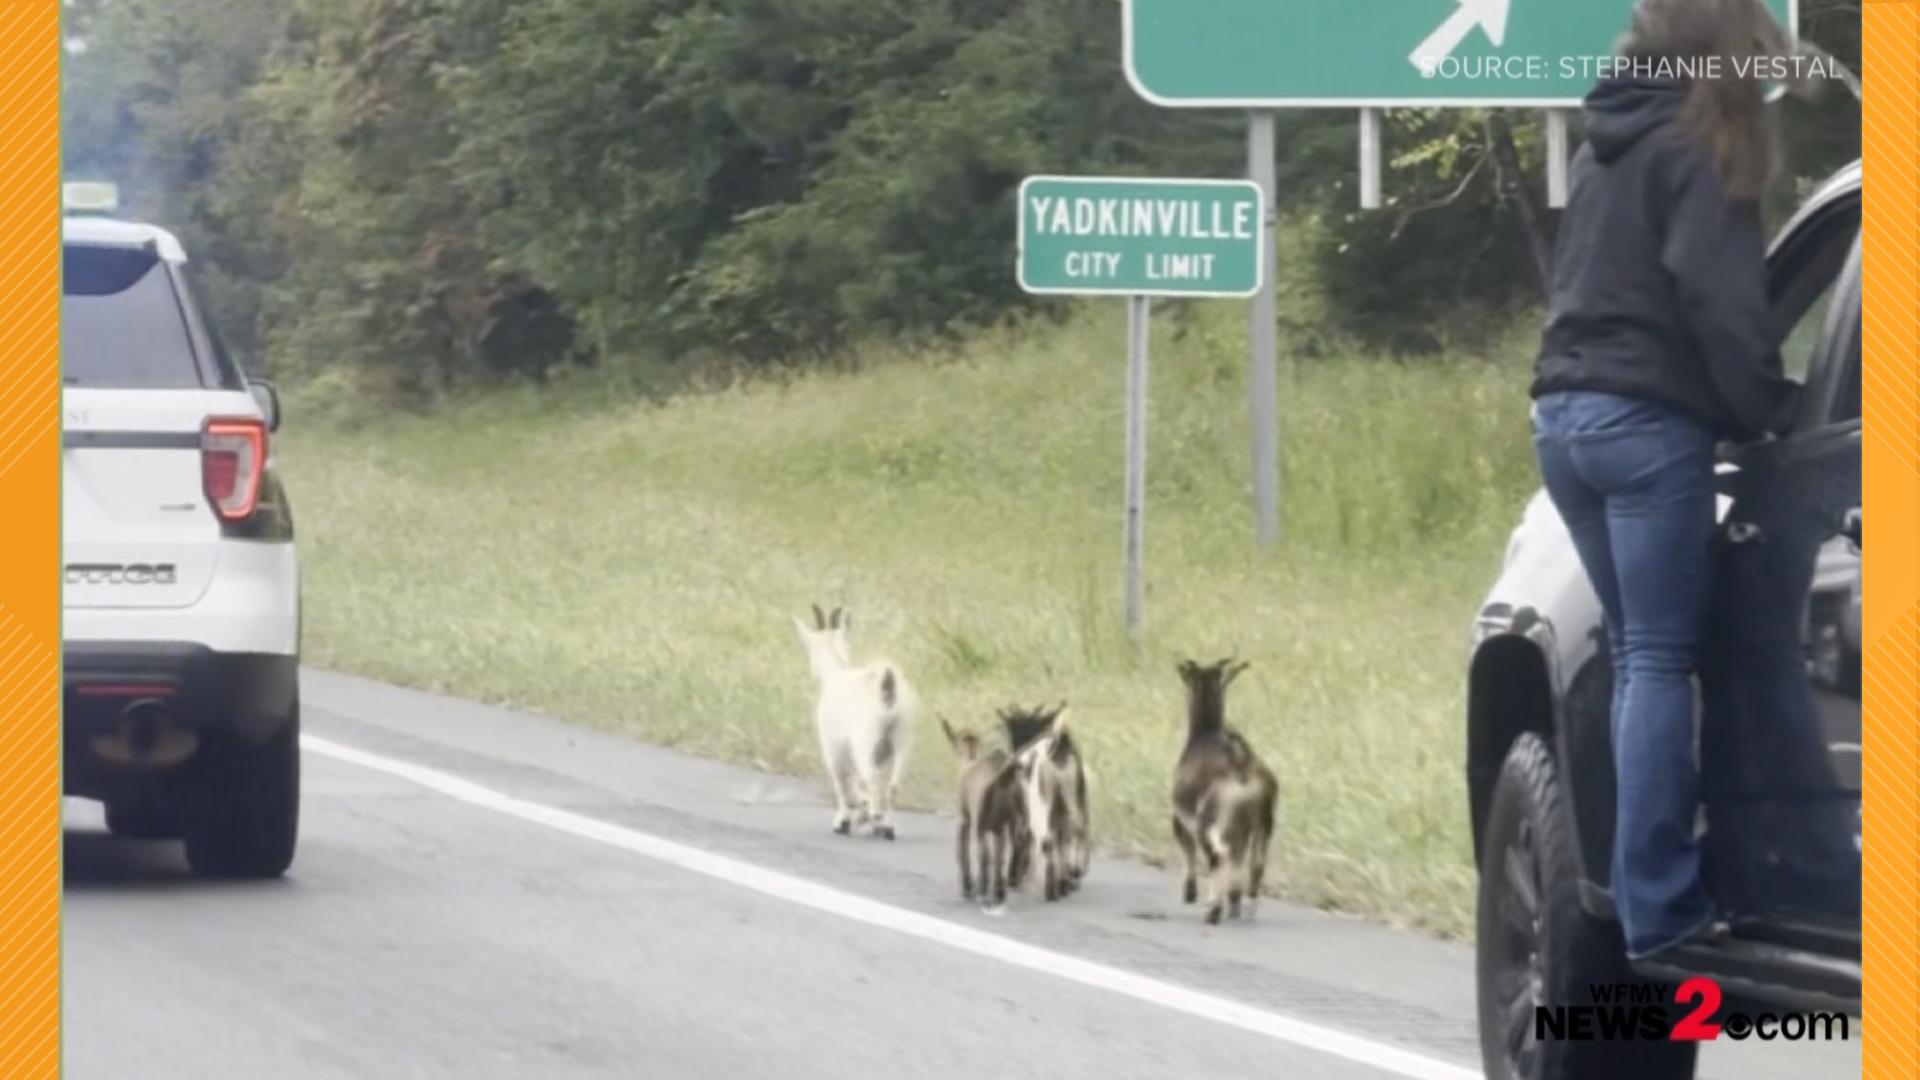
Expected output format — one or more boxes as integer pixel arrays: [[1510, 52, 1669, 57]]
[[1862, 2, 1920, 1078], [0, 8, 1894, 1080], [0, 1, 62, 1077]]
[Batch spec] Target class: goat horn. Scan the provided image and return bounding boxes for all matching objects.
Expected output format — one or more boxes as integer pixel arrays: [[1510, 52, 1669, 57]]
[[829, 606, 844, 629], [811, 604, 826, 629]]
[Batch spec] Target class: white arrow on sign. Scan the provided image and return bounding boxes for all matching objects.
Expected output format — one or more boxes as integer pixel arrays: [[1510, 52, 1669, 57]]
[[1407, 0, 1513, 74]]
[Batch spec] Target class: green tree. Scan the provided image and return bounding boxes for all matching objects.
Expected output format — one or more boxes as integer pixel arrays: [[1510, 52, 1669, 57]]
[[57, 0, 1864, 389], [62, 0, 300, 362]]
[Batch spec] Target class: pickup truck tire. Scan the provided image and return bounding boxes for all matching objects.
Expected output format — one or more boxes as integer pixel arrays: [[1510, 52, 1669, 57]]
[[183, 707, 300, 880], [104, 802, 185, 841], [1475, 732, 1698, 1080]]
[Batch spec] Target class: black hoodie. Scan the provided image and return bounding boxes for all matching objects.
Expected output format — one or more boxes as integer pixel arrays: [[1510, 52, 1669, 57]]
[[1531, 78, 1799, 440]]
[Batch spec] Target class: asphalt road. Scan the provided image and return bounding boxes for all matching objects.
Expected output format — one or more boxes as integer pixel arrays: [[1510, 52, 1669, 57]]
[[64, 672, 1860, 1080]]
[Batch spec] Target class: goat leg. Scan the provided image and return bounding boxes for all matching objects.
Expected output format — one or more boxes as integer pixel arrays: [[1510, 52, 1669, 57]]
[[1068, 822, 1090, 890], [1055, 799, 1083, 897], [826, 746, 857, 835], [1172, 815, 1200, 905], [1202, 821, 1229, 925], [983, 828, 1006, 913], [879, 752, 906, 843], [1007, 826, 1031, 890], [958, 820, 974, 901], [1247, 834, 1270, 920], [854, 753, 896, 841], [870, 766, 895, 841]]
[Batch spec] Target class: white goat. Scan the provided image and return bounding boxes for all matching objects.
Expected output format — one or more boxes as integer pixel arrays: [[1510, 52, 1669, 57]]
[[793, 604, 915, 840]]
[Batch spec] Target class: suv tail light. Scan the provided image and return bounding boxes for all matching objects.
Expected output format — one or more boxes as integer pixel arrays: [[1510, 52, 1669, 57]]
[[202, 418, 266, 521]]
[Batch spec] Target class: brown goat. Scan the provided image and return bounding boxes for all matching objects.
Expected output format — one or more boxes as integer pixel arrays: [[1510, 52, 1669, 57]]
[[1000, 702, 1089, 900], [941, 718, 1027, 912], [1172, 658, 1278, 925]]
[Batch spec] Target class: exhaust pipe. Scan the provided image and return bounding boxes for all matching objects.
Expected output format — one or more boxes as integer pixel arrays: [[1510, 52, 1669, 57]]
[[89, 698, 199, 768]]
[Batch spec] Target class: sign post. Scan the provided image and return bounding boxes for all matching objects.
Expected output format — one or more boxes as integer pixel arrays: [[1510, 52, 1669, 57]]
[[1358, 107, 1383, 212], [1017, 175, 1267, 637], [1124, 0, 1795, 543], [1245, 119, 1281, 548], [1546, 109, 1572, 208], [1123, 295, 1150, 635]]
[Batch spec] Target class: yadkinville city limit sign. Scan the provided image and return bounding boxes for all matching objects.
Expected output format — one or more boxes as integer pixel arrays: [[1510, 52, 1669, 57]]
[[1124, 0, 1796, 108], [1017, 176, 1266, 299]]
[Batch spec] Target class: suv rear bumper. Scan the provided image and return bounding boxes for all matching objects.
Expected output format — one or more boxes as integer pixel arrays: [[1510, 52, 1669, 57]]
[[63, 641, 297, 747], [62, 539, 300, 655]]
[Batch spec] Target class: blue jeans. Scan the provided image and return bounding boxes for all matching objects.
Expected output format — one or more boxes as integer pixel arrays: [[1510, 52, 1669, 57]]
[[1532, 391, 1718, 958]]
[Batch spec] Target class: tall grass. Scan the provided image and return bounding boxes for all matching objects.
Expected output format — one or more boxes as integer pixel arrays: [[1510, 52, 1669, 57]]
[[282, 305, 1540, 937]]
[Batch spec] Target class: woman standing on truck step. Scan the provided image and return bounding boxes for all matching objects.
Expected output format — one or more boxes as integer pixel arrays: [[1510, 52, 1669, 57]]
[[1528, 0, 1803, 962]]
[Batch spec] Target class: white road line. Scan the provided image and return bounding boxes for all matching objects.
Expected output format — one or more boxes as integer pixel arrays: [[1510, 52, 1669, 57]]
[[303, 734, 1482, 1080]]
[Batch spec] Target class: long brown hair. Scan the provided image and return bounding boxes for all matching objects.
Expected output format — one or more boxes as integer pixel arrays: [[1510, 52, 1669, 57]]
[[1616, 0, 1792, 201]]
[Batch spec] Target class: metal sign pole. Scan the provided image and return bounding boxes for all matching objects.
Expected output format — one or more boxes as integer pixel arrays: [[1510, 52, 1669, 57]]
[[1247, 112, 1281, 548], [1124, 295, 1150, 639], [1545, 109, 1571, 209], [1358, 107, 1383, 210]]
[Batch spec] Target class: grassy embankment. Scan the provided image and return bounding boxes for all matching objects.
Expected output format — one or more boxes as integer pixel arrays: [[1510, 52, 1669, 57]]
[[282, 306, 1540, 937]]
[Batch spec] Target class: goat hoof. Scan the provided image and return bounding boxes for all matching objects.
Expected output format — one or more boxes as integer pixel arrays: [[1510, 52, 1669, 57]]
[[873, 825, 895, 841], [1182, 881, 1197, 904], [833, 821, 852, 836], [1205, 906, 1223, 926]]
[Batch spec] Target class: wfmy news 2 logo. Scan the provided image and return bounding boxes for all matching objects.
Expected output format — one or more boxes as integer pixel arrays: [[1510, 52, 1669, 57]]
[[1537, 978, 1849, 1043]]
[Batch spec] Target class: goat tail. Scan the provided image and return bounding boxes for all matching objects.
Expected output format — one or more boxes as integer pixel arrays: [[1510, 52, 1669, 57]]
[[879, 668, 898, 709]]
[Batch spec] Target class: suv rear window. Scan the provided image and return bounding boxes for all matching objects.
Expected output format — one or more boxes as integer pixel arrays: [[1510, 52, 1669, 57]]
[[63, 244, 205, 389]]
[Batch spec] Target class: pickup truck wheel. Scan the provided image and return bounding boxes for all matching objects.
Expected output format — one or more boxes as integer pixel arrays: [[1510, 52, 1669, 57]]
[[103, 802, 184, 841], [183, 710, 300, 880], [1475, 732, 1698, 1080]]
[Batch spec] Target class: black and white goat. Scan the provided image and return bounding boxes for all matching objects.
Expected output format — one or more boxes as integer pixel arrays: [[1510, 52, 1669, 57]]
[[940, 718, 1026, 912], [1000, 702, 1090, 901], [1171, 658, 1278, 925], [793, 604, 915, 839]]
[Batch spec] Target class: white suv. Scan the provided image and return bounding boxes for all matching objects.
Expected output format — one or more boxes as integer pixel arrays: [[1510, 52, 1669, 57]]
[[62, 197, 300, 879]]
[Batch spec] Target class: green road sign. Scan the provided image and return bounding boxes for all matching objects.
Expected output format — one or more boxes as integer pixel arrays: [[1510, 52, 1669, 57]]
[[1017, 176, 1266, 299], [1124, 0, 1797, 108]]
